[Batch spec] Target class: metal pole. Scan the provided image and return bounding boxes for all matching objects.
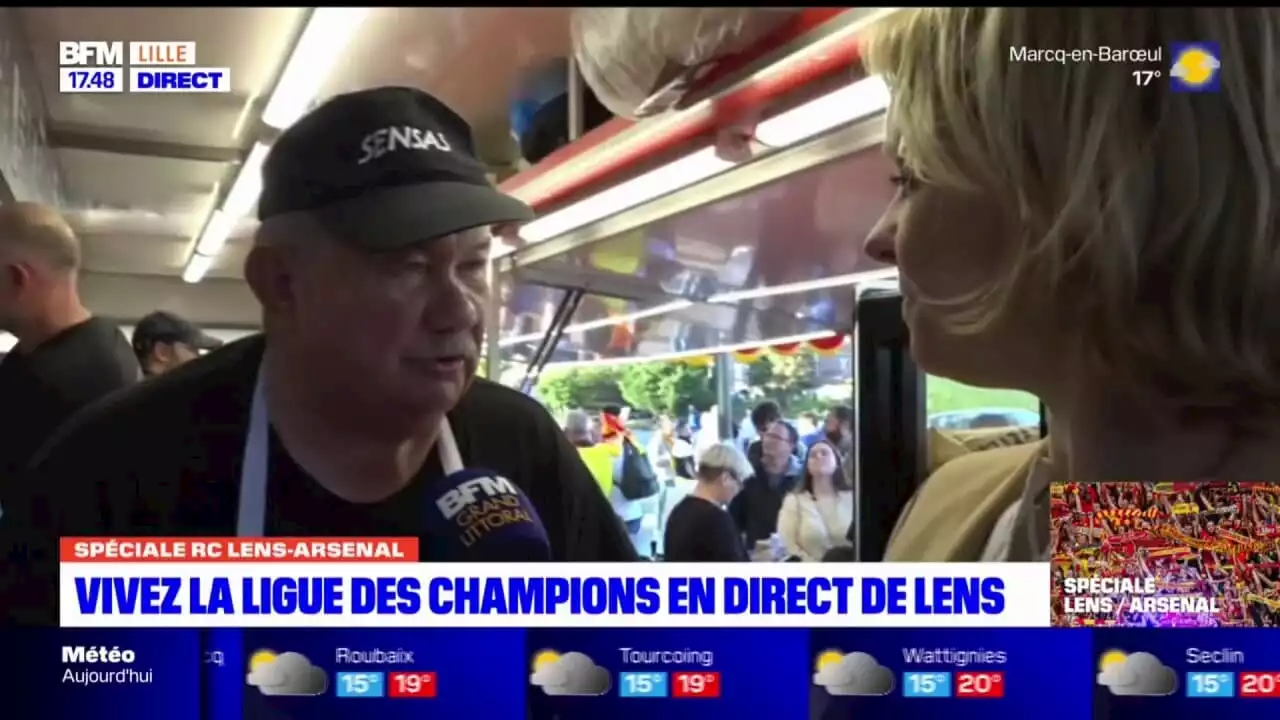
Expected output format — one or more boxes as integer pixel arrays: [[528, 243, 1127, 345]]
[[715, 353, 735, 442], [483, 260, 503, 382], [567, 57, 584, 141]]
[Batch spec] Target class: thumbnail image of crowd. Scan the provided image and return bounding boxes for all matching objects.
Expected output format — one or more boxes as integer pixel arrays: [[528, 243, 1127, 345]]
[[1050, 482, 1280, 628]]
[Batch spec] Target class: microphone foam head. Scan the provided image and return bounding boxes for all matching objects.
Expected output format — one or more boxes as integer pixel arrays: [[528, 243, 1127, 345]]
[[429, 469, 551, 561]]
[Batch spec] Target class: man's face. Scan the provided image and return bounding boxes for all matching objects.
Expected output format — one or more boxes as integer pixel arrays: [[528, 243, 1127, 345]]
[[287, 226, 490, 416], [754, 415, 780, 438], [149, 341, 200, 374], [760, 421, 793, 462], [824, 413, 842, 435]]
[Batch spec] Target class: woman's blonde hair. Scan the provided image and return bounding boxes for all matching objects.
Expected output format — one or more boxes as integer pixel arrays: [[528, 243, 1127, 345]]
[[865, 9, 1280, 416]]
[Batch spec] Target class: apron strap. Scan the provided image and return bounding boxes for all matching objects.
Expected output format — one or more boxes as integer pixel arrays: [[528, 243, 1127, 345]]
[[437, 418, 464, 475], [236, 361, 464, 536], [236, 366, 269, 538]]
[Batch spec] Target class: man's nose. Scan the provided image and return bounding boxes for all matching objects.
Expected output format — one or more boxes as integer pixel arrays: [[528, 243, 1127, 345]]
[[863, 210, 899, 266], [429, 277, 482, 330]]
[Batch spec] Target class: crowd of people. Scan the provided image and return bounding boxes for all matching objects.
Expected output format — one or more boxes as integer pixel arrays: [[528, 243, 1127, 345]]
[[562, 400, 857, 562], [1051, 483, 1280, 627]]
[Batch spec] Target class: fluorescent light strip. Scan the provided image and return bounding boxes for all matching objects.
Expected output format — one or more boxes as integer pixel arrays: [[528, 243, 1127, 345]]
[[182, 253, 216, 284], [262, 8, 371, 129], [194, 210, 236, 256], [183, 141, 272, 282], [708, 267, 899, 304], [498, 267, 898, 348], [538, 330, 840, 371], [507, 147, 734, 254], [505, 75, 891, 258], [754, 75, 890, 148], [221, 143, 270, 218], [499, 299, 693, 347]]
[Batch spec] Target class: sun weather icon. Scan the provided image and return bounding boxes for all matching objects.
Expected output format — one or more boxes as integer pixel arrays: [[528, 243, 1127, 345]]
[[1169, 42, 1221, 93], [1096, 649, 1178, 696], [812, 649, 895, 696], [245, 649, 328, 696], [529, 649, 612, 696]]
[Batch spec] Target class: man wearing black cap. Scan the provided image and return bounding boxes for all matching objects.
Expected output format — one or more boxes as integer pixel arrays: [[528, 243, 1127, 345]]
[[132, 311, 223, 377], [0, 87, 638, 622]]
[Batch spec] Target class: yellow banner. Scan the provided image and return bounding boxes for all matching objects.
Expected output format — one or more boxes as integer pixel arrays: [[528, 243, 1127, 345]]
[[1149, 546, 1193, 558], [1172, 502, 1199, 515]]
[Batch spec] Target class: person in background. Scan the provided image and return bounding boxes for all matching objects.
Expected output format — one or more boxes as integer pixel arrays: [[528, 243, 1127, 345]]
[[564, 409, 614, 499], [132, 310, 224, 377], [663, 442, 753, 562], [647, 414, 679, 480], [648, 415, 696, 479], [744, 400, 783, 464], [777, 440, 854, 561], [0, 203, 138, 488], [864, 8, 1280, 561], [731, 419, 803, 549], [600, 409, 650, 553], [651, 416, 698, 551], [812, 405, 854, 461], [671, 419, 697, 480], [797, 412, 821, 443]]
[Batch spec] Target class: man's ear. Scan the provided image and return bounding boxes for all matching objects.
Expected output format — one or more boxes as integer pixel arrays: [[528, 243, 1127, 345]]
[[243, 246, 296, 314], [2, 260, 32, 289]]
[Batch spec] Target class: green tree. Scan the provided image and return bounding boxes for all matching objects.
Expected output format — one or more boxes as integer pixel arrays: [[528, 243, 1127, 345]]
[[741, 352, 821, 412], [619, 361, 716, 415], [535, 367, 625, 411]]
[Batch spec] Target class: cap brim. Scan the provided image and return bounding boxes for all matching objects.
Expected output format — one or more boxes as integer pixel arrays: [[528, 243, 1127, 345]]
[[310, 181, 534, 252], [191, 332, 224, 350]]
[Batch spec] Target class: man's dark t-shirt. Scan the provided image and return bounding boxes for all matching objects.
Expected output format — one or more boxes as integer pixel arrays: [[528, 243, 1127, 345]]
[[0, 336, 636, 623], [663, 495, 748, 562], [0, 316, 137, 482]]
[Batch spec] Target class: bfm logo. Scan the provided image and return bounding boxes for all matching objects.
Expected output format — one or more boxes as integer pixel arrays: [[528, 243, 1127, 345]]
[[59, 41, 124, 66], [436, 476, 520, 520]]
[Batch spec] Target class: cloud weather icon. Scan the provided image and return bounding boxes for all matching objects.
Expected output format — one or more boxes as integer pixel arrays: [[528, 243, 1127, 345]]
[[246, 649, 329, 696], [529, 649, 612, 696], [1096, 650, 1178, 696], [812, 650, 895, 696]]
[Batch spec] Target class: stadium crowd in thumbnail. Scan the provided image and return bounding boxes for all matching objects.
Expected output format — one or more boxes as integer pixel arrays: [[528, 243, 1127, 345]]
[[1051, 483, 1280, 627]]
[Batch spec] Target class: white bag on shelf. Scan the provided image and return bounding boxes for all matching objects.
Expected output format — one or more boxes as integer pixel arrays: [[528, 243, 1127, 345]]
[[570, 8, 799, 119]]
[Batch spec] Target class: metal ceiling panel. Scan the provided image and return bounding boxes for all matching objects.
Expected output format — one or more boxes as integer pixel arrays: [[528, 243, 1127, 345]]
[[495, 115, 895, 364]]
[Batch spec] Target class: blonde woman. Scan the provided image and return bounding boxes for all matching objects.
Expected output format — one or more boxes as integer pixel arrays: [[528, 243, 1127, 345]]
[[862, 9, 1280, 561]]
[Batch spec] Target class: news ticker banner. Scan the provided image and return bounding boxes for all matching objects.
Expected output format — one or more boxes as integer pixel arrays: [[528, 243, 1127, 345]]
[[58, 41, 228, 93], [59, 538, 1046, 628], [15, 627, 1280, 720], [1050, 481, 1280, 628]]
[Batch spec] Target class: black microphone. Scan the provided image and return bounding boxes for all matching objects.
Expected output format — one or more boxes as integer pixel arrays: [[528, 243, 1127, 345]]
[[424, 468, 552, 561]]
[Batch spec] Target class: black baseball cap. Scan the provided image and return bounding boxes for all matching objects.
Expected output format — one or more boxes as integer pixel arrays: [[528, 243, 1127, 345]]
[[257, 86, 534, 250], [132, 311, 223, 358]]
